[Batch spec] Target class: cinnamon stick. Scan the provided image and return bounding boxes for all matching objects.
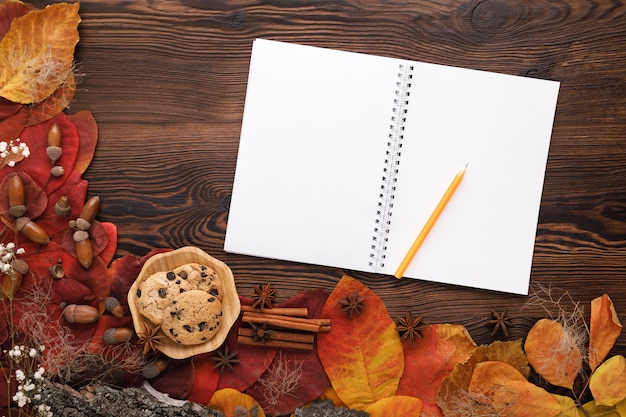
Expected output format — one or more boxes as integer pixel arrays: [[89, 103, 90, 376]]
[[240, 305, 309, 317], [237, 335, 313, 350], [238, 327, 315, 344], [242, 314, 321, 333], [243, 311, 330, 328]]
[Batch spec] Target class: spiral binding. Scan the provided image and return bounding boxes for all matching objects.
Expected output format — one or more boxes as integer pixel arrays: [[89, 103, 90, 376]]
[[369, 62, 414, 271]]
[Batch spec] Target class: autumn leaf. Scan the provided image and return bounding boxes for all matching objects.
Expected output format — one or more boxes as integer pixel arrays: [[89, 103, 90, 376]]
[[589, 294, 622, 371], [397, 323, 475, 417], [208, 388, 266, 417], [317, 275, 404, 410], [151, 358, 195, 400], [365, 395, 423, 417], [26, 72, 76, 126], [437, 340, 529, 416], [68, 110, 99, 174], [552, 394, 581, 417], [468, 361, 562, 417], [589, 355, 626, 407], [582, 400, 622, 417], [0, 1, 30, 39], [524, 319, 582, 389], [187, 354, 221, 405], [0, 3, 80, 104], [0, 102, 26, 140]]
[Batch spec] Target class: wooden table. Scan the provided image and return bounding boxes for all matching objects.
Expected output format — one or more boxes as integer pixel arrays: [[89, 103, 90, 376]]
[[29, 0, 625, 354]]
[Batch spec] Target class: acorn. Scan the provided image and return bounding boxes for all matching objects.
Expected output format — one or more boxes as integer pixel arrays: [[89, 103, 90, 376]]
[[15, 217, 49, 245], [75, 217, 91, 231], [79, 196, 100, 224], [7, 175, 26, 218], [63, 304, 100, 324], [142, 357, 169, 379], [75, 238, 93, 269], [50, 165, 65, 177], [54, 196, 71, 217], [104, 296, 125, 318], [103, 327, 134, 345], [46, 123, 62, 163], [0, 260, 28, 299], [49, 261, 65, 279]]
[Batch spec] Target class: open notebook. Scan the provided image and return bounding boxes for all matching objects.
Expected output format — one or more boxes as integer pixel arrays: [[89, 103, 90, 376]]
[[224, 39, 560, 295]]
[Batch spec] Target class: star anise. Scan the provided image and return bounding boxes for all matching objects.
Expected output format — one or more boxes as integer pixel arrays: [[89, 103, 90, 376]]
[[137, 322, 165, 355], [396, 312, 426, 343], [250, 321, 274, 342], [251, 283, 276, 310], [211, 346, 240, 373], [489, 310, 513, 337], [338, 290, 366, 319]]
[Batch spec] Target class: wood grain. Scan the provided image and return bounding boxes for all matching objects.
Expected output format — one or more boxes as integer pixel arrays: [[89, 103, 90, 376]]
[[28, 0, 626, 353]]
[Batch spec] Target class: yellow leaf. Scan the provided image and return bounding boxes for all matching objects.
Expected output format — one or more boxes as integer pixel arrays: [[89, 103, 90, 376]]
[[616, 397, 626, 416], [318, 275, 404, 410], [468, 361, 561, 417], [365, 395, 423, 417], [589, 355, 626, 407], [208, 388, 266, 417], [552, 394, 582, 417], [524, 319, 582, 389], [583, 400, 622, 417], [589, 294, 623, 371], [0, 3, 80, 104]]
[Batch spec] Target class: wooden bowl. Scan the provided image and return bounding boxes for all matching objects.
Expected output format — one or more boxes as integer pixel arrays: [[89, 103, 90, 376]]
[[128, 246, 240, 359]]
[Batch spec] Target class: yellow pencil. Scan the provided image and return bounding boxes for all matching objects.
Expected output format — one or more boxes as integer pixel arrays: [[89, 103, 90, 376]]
[[394, 165, 467, 279]]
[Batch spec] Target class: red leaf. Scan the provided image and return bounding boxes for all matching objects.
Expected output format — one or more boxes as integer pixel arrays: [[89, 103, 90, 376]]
[[0, 96, 22, 119], [188, 354, 221, 404], [67, 255, 110, 305], [0, 113, 80, 194], [0, 104, 27, 142], [68, 110, 98, 174], [108, 254, 142, 308], [0, 1, 30, 38], [52, 276, 94, 305], [61, 220, 109, 260], [151, 358, 195, 400], [96, 221, 116, 264]]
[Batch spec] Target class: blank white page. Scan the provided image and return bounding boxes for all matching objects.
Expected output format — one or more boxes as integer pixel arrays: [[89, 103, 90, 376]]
[[380, 61, 560, 294], [224, 39, 402, 271]]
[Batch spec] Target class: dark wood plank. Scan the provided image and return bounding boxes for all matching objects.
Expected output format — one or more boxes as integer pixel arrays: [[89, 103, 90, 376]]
[[28, 0, 626, 353]]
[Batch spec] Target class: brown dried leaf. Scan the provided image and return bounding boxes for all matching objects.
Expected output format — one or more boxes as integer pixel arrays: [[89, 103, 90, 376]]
[[0, 3, 80, 103]]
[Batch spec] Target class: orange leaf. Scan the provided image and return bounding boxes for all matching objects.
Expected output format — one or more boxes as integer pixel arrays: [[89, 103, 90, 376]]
[[589, 294, 622, 371], [0, 3, 80, 103], [397, 324, 475, 416], [469, 361, 562, 417], [208, 388, 266, 417], [524, 319, 582, 389], [366, 395, 423, 417], [437, 340, 529, 417], [589, 355, 626, 407], [317, 275, 404, 410]]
